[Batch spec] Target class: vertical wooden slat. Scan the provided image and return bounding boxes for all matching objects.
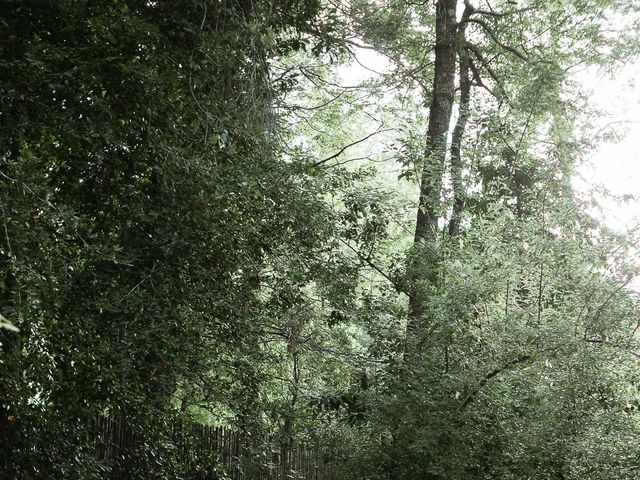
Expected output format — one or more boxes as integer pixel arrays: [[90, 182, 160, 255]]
[[225, 427, 229, 473]]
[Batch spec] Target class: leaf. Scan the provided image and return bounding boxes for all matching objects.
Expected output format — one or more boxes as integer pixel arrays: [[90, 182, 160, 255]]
[[0, 313, 19, 332]]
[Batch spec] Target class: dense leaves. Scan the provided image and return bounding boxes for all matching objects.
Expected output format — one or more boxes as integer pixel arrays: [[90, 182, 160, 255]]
[[1, 1, 349, 478]]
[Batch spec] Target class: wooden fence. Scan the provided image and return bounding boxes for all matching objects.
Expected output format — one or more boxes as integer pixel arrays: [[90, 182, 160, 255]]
[[93, 416, 333, 480]]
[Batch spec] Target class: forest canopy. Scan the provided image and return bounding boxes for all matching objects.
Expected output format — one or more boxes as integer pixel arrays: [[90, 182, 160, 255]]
[[1, 1, 639, 479]]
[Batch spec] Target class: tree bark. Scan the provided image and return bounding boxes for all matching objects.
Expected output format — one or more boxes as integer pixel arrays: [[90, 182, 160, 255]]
[[407, 0, 458, 328], [413, 0, 458, 244], [448, 8, 473, 238]]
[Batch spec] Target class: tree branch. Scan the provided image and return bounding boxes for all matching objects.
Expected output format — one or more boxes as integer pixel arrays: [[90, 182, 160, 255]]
[[465, 43, 506, 98], [468, 57, 498, 98], [313, 127, 393, 167], [461, 18, 529, 61], [338, 238, 413, 299], [457, 354, 531, 413], [464, 0, 536, 19]]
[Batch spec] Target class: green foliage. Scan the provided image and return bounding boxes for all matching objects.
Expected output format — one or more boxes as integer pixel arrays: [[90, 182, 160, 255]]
[[1, 0, 350, 478]]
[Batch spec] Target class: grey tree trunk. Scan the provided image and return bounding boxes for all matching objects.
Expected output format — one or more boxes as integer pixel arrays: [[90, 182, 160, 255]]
[[408, 0, 458, 330], [448, 9, 473, 238]]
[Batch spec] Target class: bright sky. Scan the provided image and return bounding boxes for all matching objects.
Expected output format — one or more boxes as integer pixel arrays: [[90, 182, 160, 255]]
[[578, 62, 640, 232]]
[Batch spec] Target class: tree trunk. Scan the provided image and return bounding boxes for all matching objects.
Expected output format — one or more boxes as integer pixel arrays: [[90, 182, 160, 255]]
[[281, 331, 301, 479], [413, 0, 458, 244], [407, 0, 458, 330], [448, 14, 472, 238]]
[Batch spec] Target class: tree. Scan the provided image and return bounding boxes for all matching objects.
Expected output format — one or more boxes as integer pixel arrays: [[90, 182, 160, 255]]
[[0, 1, 346, 477], [333, 1, 640, 479]]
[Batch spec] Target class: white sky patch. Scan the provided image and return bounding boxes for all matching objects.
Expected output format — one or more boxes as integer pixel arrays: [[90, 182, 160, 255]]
[[336, 46, 391, 86], [576, 61, 640, 232]]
